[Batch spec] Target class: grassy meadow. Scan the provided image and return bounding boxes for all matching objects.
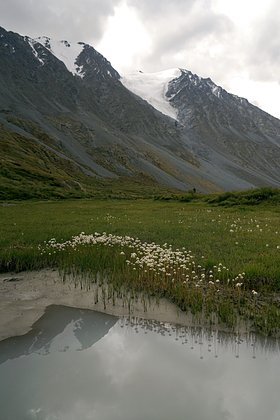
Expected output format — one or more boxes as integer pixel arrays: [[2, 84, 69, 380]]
[[1, 196, 280, 335]]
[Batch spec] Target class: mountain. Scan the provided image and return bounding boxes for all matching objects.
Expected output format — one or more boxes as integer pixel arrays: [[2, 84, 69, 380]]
[[122, 69, 280, 190], [0, 26, 280, 198]]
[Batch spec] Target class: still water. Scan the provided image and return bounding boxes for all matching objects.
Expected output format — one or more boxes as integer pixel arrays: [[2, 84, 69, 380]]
[[0, 305, 280, 420]]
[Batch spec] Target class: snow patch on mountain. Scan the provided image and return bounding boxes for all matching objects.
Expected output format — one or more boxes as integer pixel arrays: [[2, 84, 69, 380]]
[[35, 37, 85, 76], [26, 37, 45, 65], [121, 69, 182, 120]]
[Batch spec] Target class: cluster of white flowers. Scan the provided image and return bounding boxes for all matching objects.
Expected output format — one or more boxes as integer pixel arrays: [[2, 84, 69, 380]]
[[39, 232, 254, 296]]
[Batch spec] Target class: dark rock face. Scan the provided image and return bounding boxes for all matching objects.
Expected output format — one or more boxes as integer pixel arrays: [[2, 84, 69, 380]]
[[76, 43, 121, 81], [0, 26, 280, 192]]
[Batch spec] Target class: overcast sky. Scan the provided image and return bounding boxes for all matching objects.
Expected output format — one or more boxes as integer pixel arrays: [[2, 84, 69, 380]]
[[0, 0, 279, 118]]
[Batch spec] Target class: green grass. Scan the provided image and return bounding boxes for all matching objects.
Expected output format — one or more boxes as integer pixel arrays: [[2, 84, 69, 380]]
[[1, 199, 280, 281], [0, 199, 280, 335]]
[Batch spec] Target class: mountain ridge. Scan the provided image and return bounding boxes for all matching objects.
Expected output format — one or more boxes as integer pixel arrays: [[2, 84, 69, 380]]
[[0, 26, 280, 198]]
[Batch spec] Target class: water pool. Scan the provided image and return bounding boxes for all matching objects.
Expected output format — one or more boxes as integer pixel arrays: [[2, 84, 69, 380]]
[[0, 305, 279, 420]]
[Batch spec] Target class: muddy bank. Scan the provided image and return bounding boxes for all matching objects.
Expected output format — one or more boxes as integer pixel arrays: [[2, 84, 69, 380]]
[[0, 269, 252, 341]]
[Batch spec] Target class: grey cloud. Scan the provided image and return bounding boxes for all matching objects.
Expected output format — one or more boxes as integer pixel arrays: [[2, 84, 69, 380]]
[[246, 5, 280, 83], [153, 12, 233, 55], [126, 0, 234, 74], [127, 0, 198, 17], [0, 0, 120, 42]]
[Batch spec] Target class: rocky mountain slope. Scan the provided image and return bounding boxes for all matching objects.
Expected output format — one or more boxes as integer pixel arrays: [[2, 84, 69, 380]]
[[1, 26, 280, 197], [122, 69, 280, 190]]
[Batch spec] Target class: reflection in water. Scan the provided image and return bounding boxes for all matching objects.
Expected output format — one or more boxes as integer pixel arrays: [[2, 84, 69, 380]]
[[120, 317, 280, 359], [0, 305, 118, 364], [0, 306, 280, 420]]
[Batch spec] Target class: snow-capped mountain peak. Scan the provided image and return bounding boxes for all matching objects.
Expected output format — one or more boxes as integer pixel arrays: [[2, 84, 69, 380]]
[[121, 68, 182, 120], [25, 34, 119, 81], [121, 68, 226, 120], [35, 36, 85, 76]]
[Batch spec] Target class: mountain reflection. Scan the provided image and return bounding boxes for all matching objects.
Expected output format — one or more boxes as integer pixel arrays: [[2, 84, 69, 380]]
[[0, 305, 118, 365]]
